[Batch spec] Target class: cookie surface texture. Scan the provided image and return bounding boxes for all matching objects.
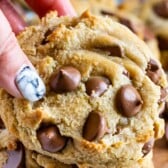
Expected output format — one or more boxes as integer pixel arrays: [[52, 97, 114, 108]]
[[0, 12, 167, 168]]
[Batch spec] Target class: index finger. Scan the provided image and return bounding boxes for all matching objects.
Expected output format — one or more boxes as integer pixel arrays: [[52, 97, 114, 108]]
[[0, 0, 27, 35], [25, 0, 76, 18]]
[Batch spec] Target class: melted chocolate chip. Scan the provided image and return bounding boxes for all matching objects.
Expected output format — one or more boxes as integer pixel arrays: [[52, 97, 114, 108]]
[[0, 118, 5, 129], [153, 0, 168, 19], [146, 59, 162, 84], [83, 112, 107, 141], [37, 125, 68, 153], [85, 76, 110, 97], [3, 143, 25, 168], [50, 66, 81, 93], [116, 84, 143, 117], [157, 36, 168, 50], [142, 139, 154, 156]]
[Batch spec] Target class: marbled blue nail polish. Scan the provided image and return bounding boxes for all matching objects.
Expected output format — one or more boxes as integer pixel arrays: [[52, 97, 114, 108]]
[[15, 65, 46, 101]]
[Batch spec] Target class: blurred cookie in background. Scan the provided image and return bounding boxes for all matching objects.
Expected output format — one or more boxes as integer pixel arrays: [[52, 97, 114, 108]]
[[141, 0, 168, 70]]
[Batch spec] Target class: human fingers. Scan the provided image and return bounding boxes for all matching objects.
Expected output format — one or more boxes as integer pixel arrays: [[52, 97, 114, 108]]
[[0, 10, 46, 101], [0, 0, 27, 35], [25, 0, 76, 18]]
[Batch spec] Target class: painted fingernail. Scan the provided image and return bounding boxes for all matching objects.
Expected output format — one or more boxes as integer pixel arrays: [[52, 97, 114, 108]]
[[15, 65, 46, 102]]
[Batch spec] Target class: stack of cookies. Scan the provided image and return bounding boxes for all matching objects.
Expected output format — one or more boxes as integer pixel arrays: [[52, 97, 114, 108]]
[[0, 0, 168, 167]]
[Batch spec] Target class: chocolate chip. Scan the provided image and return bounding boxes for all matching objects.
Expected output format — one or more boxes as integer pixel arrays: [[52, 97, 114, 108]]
[[116, 84, 143, 117], [157, 36, 168, 50], [3, 143, 25, 168], [153, 0, 168, 19], [146, 59, 162, 84], [83, 112, 107, 141], [106, 45, 123, 57], [119, 18, 138, 34], [41, 29, 53, 44], [50, 66, 81, 93], [101, 10, 115, 17], [109, 45, 123, 57], [160, 87, 168, 103], [95, 45, 124, 57], [85, 76, 110, 97], [37, 125, 68, 153], [101, 10, 140, 36], [101, 10, 138, 34], [0, 118, 5, 129], [123, 70, 130, 78], [142, 139, 154, 156]]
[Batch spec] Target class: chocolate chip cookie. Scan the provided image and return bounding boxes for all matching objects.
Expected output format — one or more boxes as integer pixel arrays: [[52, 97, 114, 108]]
[[141, 0, 168, 70], [0, 11, 167, 168]]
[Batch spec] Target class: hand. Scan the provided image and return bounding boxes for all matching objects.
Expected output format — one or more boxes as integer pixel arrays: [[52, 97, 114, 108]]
[[0, 0, 76, 102]]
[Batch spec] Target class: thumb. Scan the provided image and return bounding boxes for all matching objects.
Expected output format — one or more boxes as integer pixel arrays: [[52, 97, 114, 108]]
[[0, 10, 46, 101]]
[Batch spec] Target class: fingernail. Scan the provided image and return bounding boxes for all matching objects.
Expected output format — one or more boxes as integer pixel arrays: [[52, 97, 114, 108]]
[[15, 65, 46, 102]]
